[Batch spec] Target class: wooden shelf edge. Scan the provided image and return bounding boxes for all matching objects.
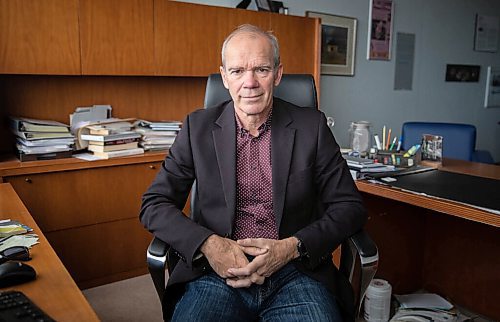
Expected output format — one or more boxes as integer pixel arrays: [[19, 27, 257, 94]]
[[356, 180, 500, 228], [0, 151, 167, 177]]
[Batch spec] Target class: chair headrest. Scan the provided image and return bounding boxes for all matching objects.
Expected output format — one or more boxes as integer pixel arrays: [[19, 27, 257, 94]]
[[204, 74, 318, 109]]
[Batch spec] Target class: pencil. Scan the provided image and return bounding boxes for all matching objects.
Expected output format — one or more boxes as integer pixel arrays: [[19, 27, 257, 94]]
[[382, 126, 386, 150], [386, 128, 392, 150]]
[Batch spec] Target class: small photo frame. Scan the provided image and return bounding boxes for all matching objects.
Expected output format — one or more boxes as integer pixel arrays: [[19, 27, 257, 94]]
[[255, 0, 272, 11], [367, 0, 394, 60], [306, 11, 357, 76]]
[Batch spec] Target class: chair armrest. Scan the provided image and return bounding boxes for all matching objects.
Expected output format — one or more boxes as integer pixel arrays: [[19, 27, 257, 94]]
[[349, 230, 378, 266], [147, 237, 169, 302], [340, 230, 379, 318]]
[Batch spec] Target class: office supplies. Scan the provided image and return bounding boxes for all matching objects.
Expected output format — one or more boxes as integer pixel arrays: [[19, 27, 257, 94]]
[[389, 136, 397, 150], [0, 291, 54, 322], [374, 134, 382, 150], [396, 139, 402, 151], [382, 126, 386, 149], [0, 261, 36, 288], [386, 128, 392, 150], [403, 144, 421, 157]]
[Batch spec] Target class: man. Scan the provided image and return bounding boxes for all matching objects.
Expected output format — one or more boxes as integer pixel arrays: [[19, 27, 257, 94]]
[[140, 24, 366, 321]]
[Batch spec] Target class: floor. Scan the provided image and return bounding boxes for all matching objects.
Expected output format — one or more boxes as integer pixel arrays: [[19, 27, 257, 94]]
[[83, 274, 163, 322]]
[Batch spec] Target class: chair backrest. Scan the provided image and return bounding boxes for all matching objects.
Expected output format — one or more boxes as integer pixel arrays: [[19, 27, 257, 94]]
[[401, 121, 477, 161], [204, 73, 318, 109]]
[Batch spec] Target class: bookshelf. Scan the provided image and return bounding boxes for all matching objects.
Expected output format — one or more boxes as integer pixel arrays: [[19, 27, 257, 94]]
[[0, 0, 320, 288]]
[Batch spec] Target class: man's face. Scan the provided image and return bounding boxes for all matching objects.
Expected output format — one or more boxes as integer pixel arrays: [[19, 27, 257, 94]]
[[220, 33, 283, 118]]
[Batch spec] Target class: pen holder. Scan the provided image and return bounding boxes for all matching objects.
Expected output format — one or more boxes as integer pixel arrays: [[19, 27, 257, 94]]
[[375, 150, 420, 167]]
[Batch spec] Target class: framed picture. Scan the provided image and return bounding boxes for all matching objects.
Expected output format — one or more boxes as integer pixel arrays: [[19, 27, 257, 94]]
[[367, 0, 394, 60], [484, 66, 500, 108], [255, 0, 272, 11], [306, 11, 357, 76]]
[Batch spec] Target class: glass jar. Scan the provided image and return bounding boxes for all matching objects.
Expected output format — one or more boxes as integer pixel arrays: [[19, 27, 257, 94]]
[[349, 121, 372, 155]]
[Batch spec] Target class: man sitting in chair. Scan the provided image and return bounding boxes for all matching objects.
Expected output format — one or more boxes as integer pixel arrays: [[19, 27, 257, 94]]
[[140, 24, 366, 322]]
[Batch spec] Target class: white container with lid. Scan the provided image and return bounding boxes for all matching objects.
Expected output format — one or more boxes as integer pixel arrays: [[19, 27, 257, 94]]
[[364, 279, 392, 322]]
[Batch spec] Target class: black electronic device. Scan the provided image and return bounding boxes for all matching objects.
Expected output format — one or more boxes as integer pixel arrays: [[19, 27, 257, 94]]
[[0, 261, 36, 288], [0, 290, 54, 321]]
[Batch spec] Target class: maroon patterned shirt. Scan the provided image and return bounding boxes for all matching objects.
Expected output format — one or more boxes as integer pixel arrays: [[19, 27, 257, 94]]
[[232, 110, 279, 240]]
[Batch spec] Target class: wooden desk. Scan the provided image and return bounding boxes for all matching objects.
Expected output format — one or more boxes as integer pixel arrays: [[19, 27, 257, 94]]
[[356, 160, 500, 319], [0, 183, 99, 321]]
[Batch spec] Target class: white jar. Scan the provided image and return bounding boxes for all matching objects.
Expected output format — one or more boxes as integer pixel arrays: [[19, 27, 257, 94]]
[[364, 279, 392, 322], [349, 121, 372, 155]]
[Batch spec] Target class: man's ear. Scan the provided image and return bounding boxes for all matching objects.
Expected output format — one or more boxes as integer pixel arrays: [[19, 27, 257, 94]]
[[220, 66, 230, 89], [274, 64, 283, 87]]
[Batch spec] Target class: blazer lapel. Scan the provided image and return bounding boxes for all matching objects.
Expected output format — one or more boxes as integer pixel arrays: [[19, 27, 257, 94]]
[[271, 100, 295, 230], [212, 102, 237, 234]]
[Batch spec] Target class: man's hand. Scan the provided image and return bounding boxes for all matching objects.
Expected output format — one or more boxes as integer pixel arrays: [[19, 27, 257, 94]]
[[226, 237, 299, 288], [200, 234, 267, 281]]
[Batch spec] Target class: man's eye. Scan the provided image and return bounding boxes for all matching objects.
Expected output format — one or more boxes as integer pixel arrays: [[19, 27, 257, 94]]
[[231, 70, 242, 75], [256, 68, 270, 73]]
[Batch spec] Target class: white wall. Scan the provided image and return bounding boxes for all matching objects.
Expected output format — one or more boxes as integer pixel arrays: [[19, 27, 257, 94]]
[[176, 0, 500, 162]]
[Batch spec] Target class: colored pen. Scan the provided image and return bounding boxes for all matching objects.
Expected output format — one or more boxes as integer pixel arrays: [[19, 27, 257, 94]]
[[386, 128, 392, 150], [389, 136, 397, 150], [382, 126, 386, 150], [374, 134, 382, 150], [396, 139, 402, 151]]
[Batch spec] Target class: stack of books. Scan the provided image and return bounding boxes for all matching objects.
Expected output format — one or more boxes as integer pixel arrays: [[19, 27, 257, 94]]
[[10, 117, 75, 161], [134, 120, 182, 151], [81, 121, 143, 159]]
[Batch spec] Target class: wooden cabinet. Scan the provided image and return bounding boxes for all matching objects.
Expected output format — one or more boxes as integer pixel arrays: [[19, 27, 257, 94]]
[[80, 0, 155, 75], [3, 160, 163, 287], [0, 0, 320, 288], [154, 1, 320, 81], [155, 1, 269, 76], [0, 0, 81, 75]]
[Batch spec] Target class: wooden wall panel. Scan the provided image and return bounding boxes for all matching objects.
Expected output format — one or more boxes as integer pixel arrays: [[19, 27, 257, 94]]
[[46, 218, 153, 287], [422, 213, 500, 319], [80, 0, 155, 75], [0, 0, 81, 74], [270, 15, 320, 84], [1, 75, 205, 124], [155, 1, 269, 76]]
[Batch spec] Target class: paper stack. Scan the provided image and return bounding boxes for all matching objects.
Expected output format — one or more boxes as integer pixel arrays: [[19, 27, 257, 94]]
[[134, 120, 182, 151], [10, 117, 75, 161]]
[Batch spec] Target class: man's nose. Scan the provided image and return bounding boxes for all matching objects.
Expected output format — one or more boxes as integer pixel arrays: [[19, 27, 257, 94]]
[[242, 70, 258, 87]]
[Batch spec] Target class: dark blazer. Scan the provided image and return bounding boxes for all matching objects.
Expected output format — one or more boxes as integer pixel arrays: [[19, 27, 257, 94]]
[[140, 98, 366, 321]]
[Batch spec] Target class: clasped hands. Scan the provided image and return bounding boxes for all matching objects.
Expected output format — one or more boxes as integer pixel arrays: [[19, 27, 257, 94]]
[[200, 234, 299, 288]]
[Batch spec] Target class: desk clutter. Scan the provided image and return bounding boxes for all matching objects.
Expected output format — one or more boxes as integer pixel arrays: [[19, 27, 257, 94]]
[[9, 105, 182, 161]]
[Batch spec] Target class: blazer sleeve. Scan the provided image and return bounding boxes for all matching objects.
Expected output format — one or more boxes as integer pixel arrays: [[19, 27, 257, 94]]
[[294, 112, 367, 269], [139, 114, 214, 268]]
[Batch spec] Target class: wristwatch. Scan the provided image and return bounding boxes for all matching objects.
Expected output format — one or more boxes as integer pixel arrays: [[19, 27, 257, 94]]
[[296, 238, 308, 259]]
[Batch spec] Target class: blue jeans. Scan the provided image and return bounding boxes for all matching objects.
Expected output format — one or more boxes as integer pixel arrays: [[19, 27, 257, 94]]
[[172, 263, 342, 322]]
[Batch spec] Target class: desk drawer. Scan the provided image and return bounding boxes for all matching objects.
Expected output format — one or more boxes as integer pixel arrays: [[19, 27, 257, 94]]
[[5, 162, 161, 232]]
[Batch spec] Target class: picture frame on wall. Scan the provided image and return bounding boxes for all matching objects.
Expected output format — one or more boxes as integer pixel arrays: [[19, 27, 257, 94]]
[[367, 0, 394, 60], [306, 11, 357, 76]]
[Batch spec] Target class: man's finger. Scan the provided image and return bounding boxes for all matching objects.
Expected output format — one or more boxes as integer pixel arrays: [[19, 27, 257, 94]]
[[237, 238, 267, 248], [226, 277, 252, 288], [240, 246, 268, 256]]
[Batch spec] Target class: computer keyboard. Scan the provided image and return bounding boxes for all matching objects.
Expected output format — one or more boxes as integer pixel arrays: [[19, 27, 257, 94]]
[[0, 290, 54, 322]]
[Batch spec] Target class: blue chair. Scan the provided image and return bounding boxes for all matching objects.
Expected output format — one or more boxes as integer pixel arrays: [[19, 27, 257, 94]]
[[401, 122, 494, 163]]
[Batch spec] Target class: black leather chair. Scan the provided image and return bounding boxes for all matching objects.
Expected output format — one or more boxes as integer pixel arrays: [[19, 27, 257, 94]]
[[147, 73, 379, 318]]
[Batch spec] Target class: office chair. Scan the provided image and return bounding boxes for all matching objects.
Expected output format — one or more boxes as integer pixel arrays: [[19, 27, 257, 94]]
[[401, 121, 494, 163], [147, 73, 379, 318]]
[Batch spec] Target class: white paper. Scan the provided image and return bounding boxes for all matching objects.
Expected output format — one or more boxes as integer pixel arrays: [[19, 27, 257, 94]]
[[395, 293, 453, 310]]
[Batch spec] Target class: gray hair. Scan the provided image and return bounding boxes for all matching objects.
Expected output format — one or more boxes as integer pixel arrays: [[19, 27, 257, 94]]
[[221, 24, 280, 71]]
